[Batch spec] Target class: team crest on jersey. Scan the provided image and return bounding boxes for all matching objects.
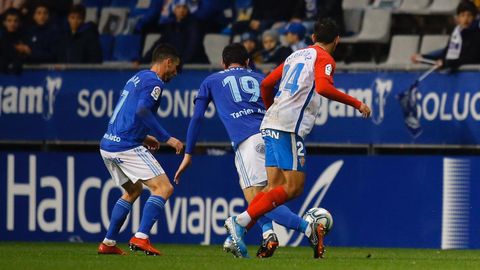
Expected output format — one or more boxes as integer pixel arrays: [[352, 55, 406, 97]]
[[325, 64, 332, 76], [255, 143, 265, 154], [151, 86, 161, 100]]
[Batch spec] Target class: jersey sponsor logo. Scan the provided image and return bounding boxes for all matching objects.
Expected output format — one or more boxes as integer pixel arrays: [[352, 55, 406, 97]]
[[261, 129, 280, 139], [325, 64, 332, 76], [103, 133, 121, 142], [151, 86, 161, 101]]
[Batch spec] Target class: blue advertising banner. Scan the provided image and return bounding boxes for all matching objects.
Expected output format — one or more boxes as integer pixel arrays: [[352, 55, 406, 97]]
[[0, 69, 479, 144], [1, 152, 479, 249]]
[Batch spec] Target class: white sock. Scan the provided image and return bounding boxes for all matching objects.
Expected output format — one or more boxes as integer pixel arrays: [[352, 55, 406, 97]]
[[135, 232, 149, 239], [103, 238, 116, 246], [304, 223, 312, 238], [236, 211, 252, 227], [262, 229, 274, 239]]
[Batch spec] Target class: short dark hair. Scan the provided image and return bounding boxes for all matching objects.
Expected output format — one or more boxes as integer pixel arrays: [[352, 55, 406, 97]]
[[68, 4, 86, 20], [313, 18, 339, 44], [222, 43, 249, 67], [151, 43, 180, 64], [34, 2, 51, 12], [457, 1, 478, 16], [2, 8, 21, 21]]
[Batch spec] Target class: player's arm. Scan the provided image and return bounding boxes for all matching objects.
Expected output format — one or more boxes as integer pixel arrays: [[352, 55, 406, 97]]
[[136, 85, 183, 153], [174, 81, 212, 184], [260, 63, 284, 109], [143, 135, 160, 151], [315, 61, 371, 118]]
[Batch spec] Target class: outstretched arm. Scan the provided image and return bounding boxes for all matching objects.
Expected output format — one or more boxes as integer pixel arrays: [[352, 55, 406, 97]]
[[315, 77, 370, 118], [185, 98, 209, 154], [174, 97, 210, 183]]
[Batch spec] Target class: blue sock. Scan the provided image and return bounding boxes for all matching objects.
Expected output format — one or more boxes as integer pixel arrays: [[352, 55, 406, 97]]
[[105, 198, 132, 240], [138, 195, 166, 235], [265, 205, 309, 233], [256, 216, 274, 236]]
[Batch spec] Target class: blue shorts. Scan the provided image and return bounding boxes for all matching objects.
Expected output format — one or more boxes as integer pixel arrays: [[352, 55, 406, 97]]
[[261, 129, 306, 172]]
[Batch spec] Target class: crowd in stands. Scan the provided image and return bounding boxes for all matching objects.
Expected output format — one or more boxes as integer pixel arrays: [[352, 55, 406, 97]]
[[0, 0, 479, 74]]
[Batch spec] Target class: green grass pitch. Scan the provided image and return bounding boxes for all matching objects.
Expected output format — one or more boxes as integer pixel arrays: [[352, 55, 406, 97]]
[[1, 242, 479, 270]]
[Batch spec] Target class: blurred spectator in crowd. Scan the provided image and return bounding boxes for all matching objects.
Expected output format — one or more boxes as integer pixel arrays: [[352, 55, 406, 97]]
[[260, 29, 291, 65], [282, 22, 307, 51], [232, 0, 296, 35], [240, 31, 259, 69], [292, 0, 345, 36], [22, 0, 73, 22], [144, 0, 206, 63], [0, 8, 25, 73], [0, 0, 24, 15], [411, 1, 480, 70], [124, 0, 163, 34], [159, 0, 229, 30], [56, 4, 102, 63], [21, 3, 58, 63]]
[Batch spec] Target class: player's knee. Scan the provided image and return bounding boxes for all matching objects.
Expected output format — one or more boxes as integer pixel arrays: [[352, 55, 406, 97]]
[[285, 182, 304, 199], [123, 182, 143, 202], [164, 182, 174, 198]]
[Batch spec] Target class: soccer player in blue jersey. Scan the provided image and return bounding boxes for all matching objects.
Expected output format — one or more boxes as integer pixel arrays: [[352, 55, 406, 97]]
[[97, 44, 183, 256], [175, 44, 314, 258]]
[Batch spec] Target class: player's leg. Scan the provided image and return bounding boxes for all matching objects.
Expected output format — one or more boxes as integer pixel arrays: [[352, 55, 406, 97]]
[[226, 130, 325, 258], [98, 150, 143, 255], [261, 167, 310, 235], [224, 133, 277, 258], [235, 132, 307, 226], [115, 146, 170, 255], [129, 175, 173, 256]]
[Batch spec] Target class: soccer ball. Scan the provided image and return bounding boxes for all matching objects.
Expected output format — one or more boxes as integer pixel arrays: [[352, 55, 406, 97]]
[[303, 207, 333, 234]]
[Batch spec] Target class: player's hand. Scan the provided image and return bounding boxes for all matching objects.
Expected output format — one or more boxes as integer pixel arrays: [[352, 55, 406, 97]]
[[174, 154, 192, 184], [358, 103, 371, 118], [435, 59, 444, 67], [167, 137, 183, 154], [143, 135, 160, 151], [411, 54, 421, 64]]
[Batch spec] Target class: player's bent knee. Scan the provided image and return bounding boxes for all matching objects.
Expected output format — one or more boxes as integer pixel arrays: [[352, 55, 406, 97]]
[[163, 182, 174, 198], [146, 174, 174, 199]]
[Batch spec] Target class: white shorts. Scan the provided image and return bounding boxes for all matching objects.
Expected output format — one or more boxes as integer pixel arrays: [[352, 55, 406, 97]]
[[234, 133, 267, 189], [100, 146, 165, 186]]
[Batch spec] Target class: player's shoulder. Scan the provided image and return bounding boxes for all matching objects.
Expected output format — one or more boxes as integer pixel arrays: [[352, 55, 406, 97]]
[[309, 45, 335, 64], [137, 70, 164, 88]]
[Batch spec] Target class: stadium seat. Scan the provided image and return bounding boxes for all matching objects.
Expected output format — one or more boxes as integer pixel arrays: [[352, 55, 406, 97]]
[[341, 8, 392, 44], [82, 0, 111, 8], [85, 7, 98, 24], [98, 7, 129, 35], [396, 0, 431, 13], [203, 34, 230, 65], [342, 0, 370, 9], [113, 35, 141, 61], [372, 0, 402, 9], [420, 35, 449, 55], [100, 34, 115, 61], [343, 9, 363, 36], [110, 0, 134, 8], [384, 35, 420, 65], [428, 0, 461, 14], [143, 33, 161, 57]]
